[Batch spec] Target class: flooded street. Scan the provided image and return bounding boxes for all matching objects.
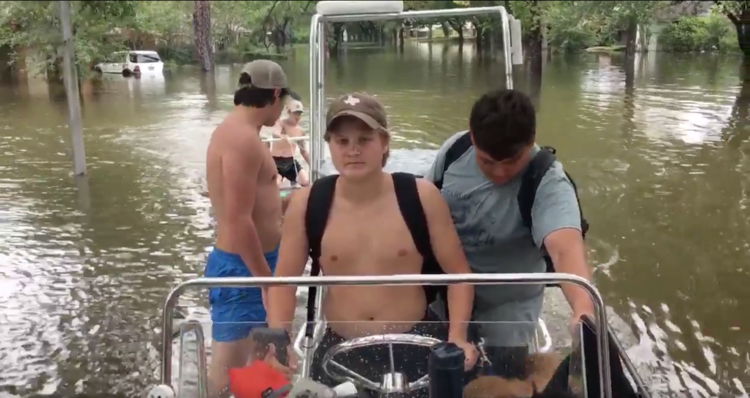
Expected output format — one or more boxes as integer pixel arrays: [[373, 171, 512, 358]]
[[1, 43, 749, 396]]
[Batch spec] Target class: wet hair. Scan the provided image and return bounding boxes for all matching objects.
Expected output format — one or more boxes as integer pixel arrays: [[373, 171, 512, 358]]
[[233, 72, 289, 108], [469, 89, 536, 161], [325, 116, 390, 166]]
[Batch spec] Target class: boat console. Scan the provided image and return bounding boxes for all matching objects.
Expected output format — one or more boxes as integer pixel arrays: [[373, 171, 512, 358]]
[[148, 274, 650, 398]]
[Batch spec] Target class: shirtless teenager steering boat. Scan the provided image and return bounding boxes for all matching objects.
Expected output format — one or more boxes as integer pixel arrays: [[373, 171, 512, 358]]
[[204, 60, 291, 397], [267, 93, 478, 391], [271, 99, 311, 187]]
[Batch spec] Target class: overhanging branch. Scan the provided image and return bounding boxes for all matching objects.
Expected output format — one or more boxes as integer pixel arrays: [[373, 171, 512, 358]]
[[714, 0, 740, 24], [262, 0, 280, 25]]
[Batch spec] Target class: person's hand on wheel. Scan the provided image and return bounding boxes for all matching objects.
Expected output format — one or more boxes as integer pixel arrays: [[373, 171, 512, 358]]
[[263, 342, 298, 377], [450, 339, 479, 371]]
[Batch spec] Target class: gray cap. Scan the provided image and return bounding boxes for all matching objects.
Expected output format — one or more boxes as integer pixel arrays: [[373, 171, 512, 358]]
[[239, 60, 288, 89], [326, 92, 387, 132]]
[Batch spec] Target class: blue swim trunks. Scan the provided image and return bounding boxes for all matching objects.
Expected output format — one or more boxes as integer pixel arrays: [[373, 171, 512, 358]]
[[204, 246, 279, 342]]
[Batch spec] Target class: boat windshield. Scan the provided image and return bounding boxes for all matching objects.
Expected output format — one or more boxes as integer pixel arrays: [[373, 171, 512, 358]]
[[159, 274, 635, 398]]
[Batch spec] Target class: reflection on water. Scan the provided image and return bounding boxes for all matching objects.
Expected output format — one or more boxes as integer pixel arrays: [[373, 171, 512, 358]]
[[0, 44, 749, 396]]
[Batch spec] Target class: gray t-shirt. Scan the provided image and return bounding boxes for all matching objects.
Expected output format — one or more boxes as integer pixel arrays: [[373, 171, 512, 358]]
[[425, 132, 582, 346]]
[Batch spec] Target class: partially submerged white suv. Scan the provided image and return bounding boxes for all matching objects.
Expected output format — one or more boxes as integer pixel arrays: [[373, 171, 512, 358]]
[[94, 50, 164, 76]]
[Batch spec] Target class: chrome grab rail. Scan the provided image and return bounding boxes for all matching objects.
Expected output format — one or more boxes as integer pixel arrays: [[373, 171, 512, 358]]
[[160, 273, 612, 398], [261, 135, 310, 144], [537, 318, 553, 353], [176, 319, 208, 398]]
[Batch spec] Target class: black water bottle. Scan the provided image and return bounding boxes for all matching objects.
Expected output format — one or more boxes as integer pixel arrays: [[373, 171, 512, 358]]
[[428, 342, 465, 398]]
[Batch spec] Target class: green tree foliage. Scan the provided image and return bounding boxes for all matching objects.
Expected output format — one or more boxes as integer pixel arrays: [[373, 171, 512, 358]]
[[660, 14, 739, 52], [0, 0, 743, 77], [531, 2, 599, 52], [0, 0, 317, 74], [0, 1, 139, 72]]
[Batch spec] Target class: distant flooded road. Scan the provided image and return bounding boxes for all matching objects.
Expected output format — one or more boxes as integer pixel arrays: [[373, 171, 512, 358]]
[[0, 43, 748, 396]]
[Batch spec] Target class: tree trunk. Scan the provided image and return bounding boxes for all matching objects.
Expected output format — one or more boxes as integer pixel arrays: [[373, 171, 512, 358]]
[[525, 0, 543, 95], [193, 0, 213, 72], [624, 17, 638, 89], [330, 23, 344, 54], [200, 70, 217, 111], [624, 18, 638, 57], [448, 20, 464, 43], [721, 58, 750, 146], [474, 22, 484, 52], [441, 23, 451, 38], [527, 1, 543, 61], [734, 16, 750, 56]]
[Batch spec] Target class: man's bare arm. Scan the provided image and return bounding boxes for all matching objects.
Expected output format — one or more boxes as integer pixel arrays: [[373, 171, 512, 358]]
[[267, 187, 312, 333], [280, 190, 297, 215], [291, 126, 311, 165], [532, 169, 595, 318], [222, 138, 272, 277], [272, 122, 284, 138], [545, 230, 594, 316], [416, 179, 474, 342]]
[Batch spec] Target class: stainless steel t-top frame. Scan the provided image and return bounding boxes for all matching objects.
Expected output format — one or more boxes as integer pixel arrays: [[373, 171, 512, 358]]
[[307, 4, 519, 182]]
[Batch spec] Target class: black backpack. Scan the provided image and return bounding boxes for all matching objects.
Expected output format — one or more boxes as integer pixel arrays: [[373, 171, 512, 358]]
[[302, 172, 444, 337], [432, 132, 589, 276]]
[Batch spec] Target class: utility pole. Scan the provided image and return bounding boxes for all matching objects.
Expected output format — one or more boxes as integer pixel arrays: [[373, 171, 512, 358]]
[[59, 0, 86, 176]]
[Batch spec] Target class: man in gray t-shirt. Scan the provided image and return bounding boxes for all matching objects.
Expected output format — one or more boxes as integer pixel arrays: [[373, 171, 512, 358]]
[[424, 89, 594, 377]]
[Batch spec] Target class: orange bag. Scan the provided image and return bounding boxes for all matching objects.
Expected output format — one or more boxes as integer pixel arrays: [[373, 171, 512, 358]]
[[229, 360, 291, 398]]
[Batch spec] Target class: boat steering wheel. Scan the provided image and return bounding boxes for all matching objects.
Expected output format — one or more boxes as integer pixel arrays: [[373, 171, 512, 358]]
[[320, 334, 442, 394]]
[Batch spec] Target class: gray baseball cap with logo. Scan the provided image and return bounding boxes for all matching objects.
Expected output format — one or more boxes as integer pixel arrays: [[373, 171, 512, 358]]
[[239, 60, 289, 89]]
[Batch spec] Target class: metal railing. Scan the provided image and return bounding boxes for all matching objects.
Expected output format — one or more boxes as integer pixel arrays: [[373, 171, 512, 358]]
[[176, 320, 208, 398], [261, 136, 310, 144], [160, 273, 612, 398]]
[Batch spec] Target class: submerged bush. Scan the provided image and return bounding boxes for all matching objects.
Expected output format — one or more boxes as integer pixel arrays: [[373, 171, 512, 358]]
[[544, 4, 599, 53], [660, 14, 739, 53]]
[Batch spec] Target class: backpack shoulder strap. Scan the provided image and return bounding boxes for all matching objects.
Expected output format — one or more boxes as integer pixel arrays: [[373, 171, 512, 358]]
[[518, 147, 557, 230], [391, 172, 445, 306], [434, 131, 473, 190], [305, 174, 338, 276], [562, 170, 590, 237], [304, 175, 338, 337], [391, 172, 432, 257]]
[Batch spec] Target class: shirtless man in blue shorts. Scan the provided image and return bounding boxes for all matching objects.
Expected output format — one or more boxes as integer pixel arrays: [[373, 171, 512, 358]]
[[204, 60, 291, 396]]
